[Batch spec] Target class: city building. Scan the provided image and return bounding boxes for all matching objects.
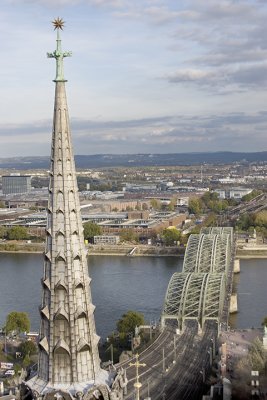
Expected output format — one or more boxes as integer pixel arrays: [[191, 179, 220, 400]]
[[93, 235, 120, 245], [8, 210, 186, 239], [123, 183, 158, 192], [2, 175, 31, 195], [214, 188, 252, 200]]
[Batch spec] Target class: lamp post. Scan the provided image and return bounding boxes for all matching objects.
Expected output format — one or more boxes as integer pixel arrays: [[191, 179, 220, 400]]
[[110, 343, 113, 365], [173, 335, 177, 363], [129, 353, 146, 400], [211, 337, 215, 356], [200, 368, 205, 383], [208, 349, 212, 367], [162, 348, 166, 373], [4, 327, 7, 354], [147, 379, 150, 399]]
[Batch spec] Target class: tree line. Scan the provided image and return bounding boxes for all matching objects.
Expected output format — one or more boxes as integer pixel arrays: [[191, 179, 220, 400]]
[[0, 226, 29, 241]]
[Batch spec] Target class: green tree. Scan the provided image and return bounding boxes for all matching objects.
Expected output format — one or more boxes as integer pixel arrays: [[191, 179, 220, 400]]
[[236, 213, 255, 231], [22, 354, 31, 368], [83, 222, 102, 242], [254, 211, 267, 228], [117, 311, 145, 335], [248, 338, 265, 371], [150, 199, 160, 210], [7, 226, 29, 240], [0, 201, 5, 208], [207, 199, 228, 213], [0, 226, 7, 239], [203, 213, 218, 227], [188, 198, 203, 215], [13, 364, 21, 376], [5, 311, 30, 334], [202, 192, 219, 204], [256, 226, 267, 240], [188, 225, 201, 235], [242, 190, 262, 202], [119, 229, 138, 242], [18, 340, 37, 357], [161, 228, 181, 246], [167, 198, 177, 211]]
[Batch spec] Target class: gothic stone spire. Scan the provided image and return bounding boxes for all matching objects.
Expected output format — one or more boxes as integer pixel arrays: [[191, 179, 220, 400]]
[[24, 20, 122, 400]]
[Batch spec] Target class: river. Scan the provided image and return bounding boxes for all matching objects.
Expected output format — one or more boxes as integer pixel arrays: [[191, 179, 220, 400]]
[[0, 253, 266, 339]]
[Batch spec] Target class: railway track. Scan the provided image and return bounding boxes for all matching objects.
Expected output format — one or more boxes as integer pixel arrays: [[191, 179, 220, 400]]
[[122, 321, 217, 400]]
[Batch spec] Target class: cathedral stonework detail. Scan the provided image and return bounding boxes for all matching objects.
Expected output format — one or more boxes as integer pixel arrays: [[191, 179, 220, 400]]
[[21, 20, 127, 400]]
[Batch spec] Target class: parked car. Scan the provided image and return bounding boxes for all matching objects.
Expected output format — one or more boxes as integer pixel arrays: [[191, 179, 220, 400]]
[[4, 370, 15, 376]]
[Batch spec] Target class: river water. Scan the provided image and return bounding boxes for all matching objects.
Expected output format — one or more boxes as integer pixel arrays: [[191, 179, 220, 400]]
[[0, 253, 266, 339]]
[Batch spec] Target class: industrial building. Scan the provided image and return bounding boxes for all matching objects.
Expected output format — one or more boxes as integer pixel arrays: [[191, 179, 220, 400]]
[[2, 175, 31, 195]]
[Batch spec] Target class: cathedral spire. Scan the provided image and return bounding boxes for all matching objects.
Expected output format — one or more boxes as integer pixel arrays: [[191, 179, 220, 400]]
[[23, 21, 127, 400]]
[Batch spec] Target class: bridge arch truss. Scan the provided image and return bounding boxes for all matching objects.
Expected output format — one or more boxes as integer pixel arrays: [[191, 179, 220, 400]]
[[183, 233, 231, 274], [162, 227, 233, 330], [162, 272, 226, 329]]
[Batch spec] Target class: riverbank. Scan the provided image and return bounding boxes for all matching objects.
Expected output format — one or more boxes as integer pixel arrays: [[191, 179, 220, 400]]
[[236, 244, 267, 259], [0, 241, 185, 257], [1, 240, 267, 259], [88, 244, 184, 257], [0, 241, 44, 253]]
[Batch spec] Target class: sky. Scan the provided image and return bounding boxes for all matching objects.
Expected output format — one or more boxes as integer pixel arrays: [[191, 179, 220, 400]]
[[0, 0, 266, 157]]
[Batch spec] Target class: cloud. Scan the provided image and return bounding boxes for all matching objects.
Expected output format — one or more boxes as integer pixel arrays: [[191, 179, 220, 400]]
[[7, 0, 129, 7], [112, 2, 187, 24], [166, 69, 217, 84], [231, 64, 267, 87], [1, 0, 266, 156], [165, 0, 267, 93], [165, 63, 267, 92], [143, 6, 181, 24], [1, 112, 266, 156]]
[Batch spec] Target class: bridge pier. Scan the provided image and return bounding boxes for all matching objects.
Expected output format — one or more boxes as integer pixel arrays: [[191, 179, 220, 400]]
[[230, 293, 238, 313], [234, 258, 240, 273]]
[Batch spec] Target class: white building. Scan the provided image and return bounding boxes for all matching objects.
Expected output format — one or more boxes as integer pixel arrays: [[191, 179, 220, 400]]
[[94, 235, 120, 245], [214, 188, 252, 200]]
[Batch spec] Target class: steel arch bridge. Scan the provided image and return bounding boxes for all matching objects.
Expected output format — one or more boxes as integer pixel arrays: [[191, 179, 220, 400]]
[[162, 272, 226, 328], [182, 233, 231, 274], [201, 226, 234, 242], [161, 227, 234, 330]]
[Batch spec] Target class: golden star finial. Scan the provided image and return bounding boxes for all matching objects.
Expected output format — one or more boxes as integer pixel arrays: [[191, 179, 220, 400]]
[[52, 17, 65, 30]]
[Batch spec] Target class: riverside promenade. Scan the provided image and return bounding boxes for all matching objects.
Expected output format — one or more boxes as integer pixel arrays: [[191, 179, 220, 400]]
[[236, 243, 267, 258], [1, 239, 267, 258], [0, 241, 185, 256]]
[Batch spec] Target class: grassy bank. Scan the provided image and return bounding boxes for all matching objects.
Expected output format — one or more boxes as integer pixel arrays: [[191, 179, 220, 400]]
[[0, 241, 44, 253]]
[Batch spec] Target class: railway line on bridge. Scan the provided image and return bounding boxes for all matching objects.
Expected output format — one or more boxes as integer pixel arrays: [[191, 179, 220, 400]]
[[225, 192, 267, 219], [122, 227, 235, 400], [123, 321, 217, 399]]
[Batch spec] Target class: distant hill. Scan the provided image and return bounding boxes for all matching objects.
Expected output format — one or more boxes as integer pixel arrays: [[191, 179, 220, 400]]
[[0, 152, 267, 170]]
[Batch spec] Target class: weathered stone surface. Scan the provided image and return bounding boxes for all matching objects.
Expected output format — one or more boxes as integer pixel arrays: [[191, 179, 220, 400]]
[[24, 27, 126, 400]]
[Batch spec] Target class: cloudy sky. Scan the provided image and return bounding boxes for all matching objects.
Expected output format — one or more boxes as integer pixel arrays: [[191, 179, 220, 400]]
[[0, 0, 266, 157]]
